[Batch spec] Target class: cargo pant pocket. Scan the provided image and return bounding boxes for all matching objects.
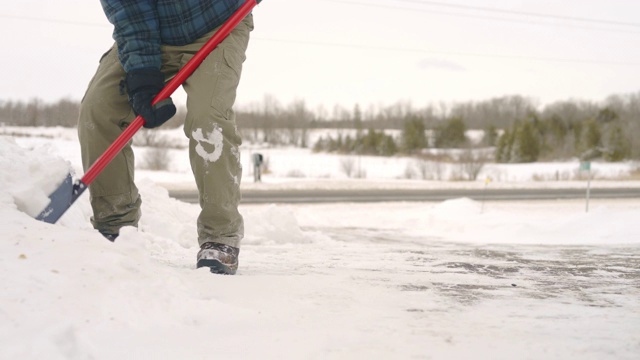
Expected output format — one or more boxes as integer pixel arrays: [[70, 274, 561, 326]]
[[210, 48, 244, 118]]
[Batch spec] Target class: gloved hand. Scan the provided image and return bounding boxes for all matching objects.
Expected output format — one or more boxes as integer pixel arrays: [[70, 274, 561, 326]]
[[123, 67, 176, 128]]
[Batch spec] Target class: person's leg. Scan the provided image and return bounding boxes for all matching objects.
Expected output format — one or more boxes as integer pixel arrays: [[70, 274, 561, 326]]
[[78, 45, 140, 237], [181, 15, 253, 250]]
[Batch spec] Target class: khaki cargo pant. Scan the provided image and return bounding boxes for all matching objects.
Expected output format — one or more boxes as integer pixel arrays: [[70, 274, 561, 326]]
[[78, 15, 253, 248]]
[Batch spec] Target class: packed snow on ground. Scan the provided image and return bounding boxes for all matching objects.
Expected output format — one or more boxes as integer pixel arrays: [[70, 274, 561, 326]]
[[1, 131, 639, 359]]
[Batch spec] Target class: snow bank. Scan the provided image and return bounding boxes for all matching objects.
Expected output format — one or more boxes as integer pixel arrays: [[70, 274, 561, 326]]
[[292, 198, 640, 245], [0, 137, 73, 217], [0, 136, 322, 359], [1, 134, 639, 359], [0, 135, 314, 246], [427, 198, 640, 245]]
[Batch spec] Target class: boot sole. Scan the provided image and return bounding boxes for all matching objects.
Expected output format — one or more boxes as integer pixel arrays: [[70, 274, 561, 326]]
[[197, 259, 237, 275]]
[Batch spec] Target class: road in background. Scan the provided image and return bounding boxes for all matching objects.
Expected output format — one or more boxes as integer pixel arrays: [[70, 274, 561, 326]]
[[169, 187, 640, 204]]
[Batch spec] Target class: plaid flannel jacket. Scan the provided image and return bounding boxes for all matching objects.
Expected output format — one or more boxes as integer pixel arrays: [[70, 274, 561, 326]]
[[100, 0, 242, 72]]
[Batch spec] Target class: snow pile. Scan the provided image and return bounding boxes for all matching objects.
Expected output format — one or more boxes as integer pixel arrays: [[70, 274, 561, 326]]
[[292, 198, 640, 246], [1, 135, 639, 359], [0, 137, 72, 217], [424, 198, 640, 245], [243, 204, 312, 245], [0, 136, 319, 359]]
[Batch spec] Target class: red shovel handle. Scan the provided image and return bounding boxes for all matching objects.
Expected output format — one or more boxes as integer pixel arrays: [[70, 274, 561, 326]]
[[82, 0, 259, 186]]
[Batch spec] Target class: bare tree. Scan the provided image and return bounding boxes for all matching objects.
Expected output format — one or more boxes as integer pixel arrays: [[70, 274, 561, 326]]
[[139, 147, 171, 171], [261, 94, 280, 144], [25, 98, 40, 127], [458, 148, 490, 181], [340, 157, 355, 178], [285, 99, 313, 147]]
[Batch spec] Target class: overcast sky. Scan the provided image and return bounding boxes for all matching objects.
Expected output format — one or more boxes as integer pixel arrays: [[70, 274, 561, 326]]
[[1, 0, 639, 110]]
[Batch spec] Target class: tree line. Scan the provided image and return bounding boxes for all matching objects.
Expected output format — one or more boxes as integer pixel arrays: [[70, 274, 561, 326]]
[[1, 92, 639, 161], [0, 98, 80, 128]]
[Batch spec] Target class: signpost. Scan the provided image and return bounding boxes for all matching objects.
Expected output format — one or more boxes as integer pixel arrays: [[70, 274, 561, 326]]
[[580, 161, 592, 212]]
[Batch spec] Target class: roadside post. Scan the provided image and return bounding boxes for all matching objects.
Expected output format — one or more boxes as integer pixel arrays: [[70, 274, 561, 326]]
[[481, 176, 491, 214], [580, 161, 592, 212], [253, 153, 264, 182]]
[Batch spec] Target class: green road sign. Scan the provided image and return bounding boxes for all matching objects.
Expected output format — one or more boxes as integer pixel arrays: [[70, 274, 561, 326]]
[[580, 161, 591, 171]]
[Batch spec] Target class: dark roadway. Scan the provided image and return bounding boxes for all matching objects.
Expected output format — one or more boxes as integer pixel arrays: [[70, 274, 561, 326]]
[[168, 187, 640, 204]]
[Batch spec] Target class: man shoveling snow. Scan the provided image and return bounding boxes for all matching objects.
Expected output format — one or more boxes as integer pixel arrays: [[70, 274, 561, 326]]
[[77, 0, 256, 274]]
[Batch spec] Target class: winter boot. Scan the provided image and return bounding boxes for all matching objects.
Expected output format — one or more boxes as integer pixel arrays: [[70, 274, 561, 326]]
[[99, 231, 118, 242], [196, 242, 240, 275]]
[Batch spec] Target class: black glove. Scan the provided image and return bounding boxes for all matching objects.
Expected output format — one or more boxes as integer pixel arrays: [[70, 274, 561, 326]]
[[123, 67, 176, 128]]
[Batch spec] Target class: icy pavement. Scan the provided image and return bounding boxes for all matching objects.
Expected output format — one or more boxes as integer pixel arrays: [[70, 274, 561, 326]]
[[239, 226, 640, 359]]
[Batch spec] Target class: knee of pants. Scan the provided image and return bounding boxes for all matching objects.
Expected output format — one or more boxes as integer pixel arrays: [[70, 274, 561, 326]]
[[79, 92, 134, 135]]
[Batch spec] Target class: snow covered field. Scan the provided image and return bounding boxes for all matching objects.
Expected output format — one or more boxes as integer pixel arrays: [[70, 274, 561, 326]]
[[1, 128, 639, 359]]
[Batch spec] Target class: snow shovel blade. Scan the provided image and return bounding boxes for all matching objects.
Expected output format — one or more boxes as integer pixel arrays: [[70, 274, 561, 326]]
[[35, 174, 87, 224]]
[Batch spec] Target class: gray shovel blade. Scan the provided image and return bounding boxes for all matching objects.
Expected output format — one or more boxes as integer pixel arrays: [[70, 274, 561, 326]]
[[35, 174, 87, 224]]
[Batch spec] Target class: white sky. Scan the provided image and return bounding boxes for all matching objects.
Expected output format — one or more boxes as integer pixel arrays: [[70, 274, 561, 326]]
[[1, 0, 639, 110]]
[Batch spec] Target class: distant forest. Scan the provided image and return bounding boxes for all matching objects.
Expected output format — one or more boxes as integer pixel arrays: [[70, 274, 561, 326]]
[[1, 92, 639, 161]]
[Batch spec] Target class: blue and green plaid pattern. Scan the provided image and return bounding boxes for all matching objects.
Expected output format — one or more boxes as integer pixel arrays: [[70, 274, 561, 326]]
[[101, 0, 242, 72]]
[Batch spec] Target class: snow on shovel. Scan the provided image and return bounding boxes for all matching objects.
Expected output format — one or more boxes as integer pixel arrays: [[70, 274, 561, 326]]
[[35, 0, 262, 224]]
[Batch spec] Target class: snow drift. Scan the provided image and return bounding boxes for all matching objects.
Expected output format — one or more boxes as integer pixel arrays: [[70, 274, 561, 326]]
[[1, 135, 639, 359]]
